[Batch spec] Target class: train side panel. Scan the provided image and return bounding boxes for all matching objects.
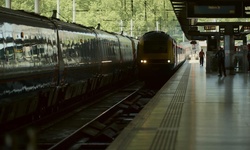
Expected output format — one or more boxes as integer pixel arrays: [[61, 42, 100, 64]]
[[0, 8, 58, 99], [116, 35, 137, 81], [0, 6, 137, 128], [116, 35, 135, 68]]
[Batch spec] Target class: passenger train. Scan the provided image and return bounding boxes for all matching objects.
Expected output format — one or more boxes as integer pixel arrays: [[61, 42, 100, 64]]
[[0, 7, 137, 129], [137, 31, 189, 81]]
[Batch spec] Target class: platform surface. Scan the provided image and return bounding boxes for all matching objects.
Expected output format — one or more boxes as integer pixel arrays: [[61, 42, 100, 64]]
[[107, 59, 250, 150]]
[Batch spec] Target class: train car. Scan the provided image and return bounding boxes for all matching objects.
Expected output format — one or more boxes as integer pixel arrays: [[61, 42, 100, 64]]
[[137, 31, 186, 81], [0, 6, 136, 129], [131, 38, 139, 68]]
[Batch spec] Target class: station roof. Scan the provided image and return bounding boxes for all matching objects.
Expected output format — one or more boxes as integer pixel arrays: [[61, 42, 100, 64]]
[[169, 0, 250, 40]]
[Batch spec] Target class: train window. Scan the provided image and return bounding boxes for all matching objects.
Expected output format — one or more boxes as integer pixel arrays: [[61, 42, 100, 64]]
[[14, 38, 23, 61], [21, 32, 24, 38], [0, 43, 4, 61], [5, 43, 14, 61], [4, 32, 14, 62], [37, 37, 45, 54], [0, 32, 3, 41], [144, 40, 168, 53], [0, 32, 3, 61]]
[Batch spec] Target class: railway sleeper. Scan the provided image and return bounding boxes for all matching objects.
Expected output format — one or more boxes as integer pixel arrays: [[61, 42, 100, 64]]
[[116, 99, 150, 124], [87, 123, 120, 143], [115, 110, 138, 124], [123, 95, 141, 105], [78, 142, 109, 150], [81, 121, 116, 138], [119, 103, 142, 116], [118, 101, 140, 111], [103, 110, 123, 125], [82, 126, 101, 137], [89, 121, 106, 130]]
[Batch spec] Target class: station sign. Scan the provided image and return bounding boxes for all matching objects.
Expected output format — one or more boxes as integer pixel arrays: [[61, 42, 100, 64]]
[[187, 2, 242, 18], [204, 25, 216, 30]]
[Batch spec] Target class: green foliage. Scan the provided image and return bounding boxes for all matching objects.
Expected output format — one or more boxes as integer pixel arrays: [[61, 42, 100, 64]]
[[3, 0, 250, 43], [0, 1, 5, 7], [4, 0, 182, 40]]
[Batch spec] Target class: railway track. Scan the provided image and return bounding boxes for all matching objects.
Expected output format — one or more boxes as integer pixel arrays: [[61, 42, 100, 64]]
[[0, 81, 158, 150]]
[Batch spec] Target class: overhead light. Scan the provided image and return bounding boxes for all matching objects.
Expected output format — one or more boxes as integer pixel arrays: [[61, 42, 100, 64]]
[[101, 60, 112, 63], [245, 6, 250, 14]]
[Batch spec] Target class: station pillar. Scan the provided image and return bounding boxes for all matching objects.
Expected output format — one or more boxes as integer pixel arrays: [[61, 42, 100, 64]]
[[224, 35, 235, 74], [243, 35, 247, 45], [206, 35, 220, 73], [5, 0, 11, 8], [223, 25, 236, 75], [34, 0, 40, 14], [242, 35, 248, 72]]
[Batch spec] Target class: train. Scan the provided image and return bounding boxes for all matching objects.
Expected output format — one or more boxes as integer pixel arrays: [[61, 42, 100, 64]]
[[0, 6, 138, 129], [137, 31, 190, 82]]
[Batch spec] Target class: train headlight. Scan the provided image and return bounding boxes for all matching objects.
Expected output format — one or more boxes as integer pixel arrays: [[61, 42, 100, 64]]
[[140, 60, 147, 64], [168, 60, 171, 63]]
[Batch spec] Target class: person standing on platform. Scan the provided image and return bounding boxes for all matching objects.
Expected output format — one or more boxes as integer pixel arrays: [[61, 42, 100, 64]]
[[199, 49, 205, 66], [215, 47, 226, 77], [247, 48, 250, 71]]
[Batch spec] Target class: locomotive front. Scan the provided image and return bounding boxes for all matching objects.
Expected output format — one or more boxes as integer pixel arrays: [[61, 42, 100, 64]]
[[137, 31, 176, 80]]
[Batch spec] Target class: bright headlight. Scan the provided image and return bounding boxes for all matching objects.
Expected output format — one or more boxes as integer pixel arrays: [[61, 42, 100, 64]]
[[167, 60, 171, 63], [140, 60, 147, 63]]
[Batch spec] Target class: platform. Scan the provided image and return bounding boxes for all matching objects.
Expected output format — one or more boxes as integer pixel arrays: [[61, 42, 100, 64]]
[[107, 59, 250, 150]]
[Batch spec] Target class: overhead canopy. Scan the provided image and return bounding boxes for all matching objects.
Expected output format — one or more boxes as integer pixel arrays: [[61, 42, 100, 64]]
[[169, 0, 250, 40]]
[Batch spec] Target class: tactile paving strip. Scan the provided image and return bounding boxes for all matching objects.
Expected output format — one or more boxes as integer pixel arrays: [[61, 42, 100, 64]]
[[150, 65, 190, 150]]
